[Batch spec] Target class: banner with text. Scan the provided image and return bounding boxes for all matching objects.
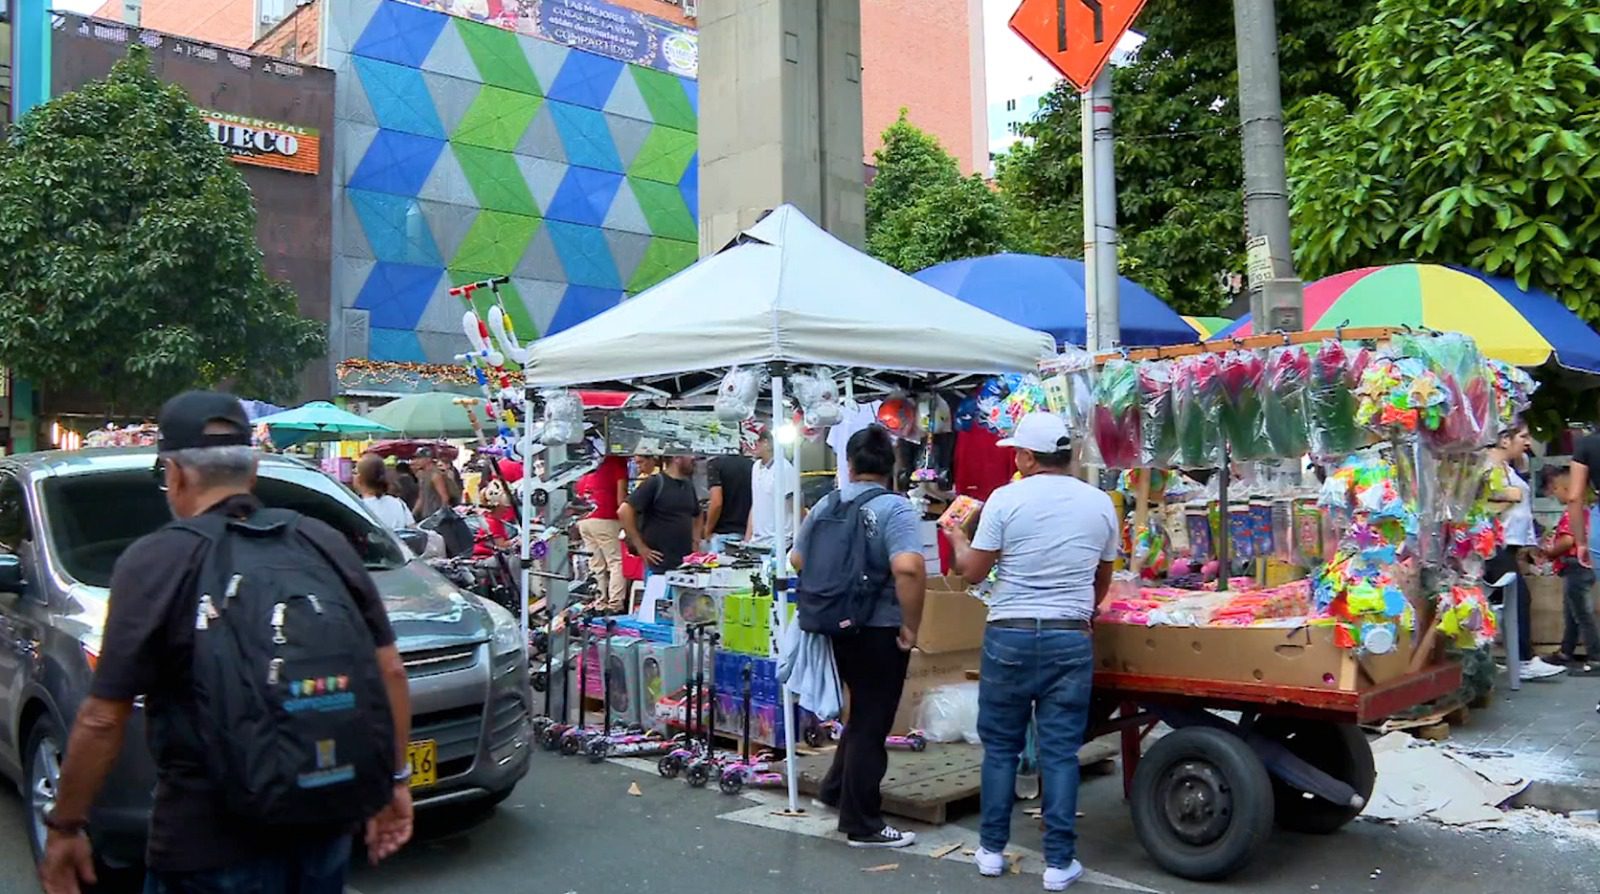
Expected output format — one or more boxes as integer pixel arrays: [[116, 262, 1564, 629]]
[[397, 0, 698, 79]]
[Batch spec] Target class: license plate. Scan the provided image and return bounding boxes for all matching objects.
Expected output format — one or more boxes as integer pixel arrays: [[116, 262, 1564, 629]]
[[406, 740, 437, 788]]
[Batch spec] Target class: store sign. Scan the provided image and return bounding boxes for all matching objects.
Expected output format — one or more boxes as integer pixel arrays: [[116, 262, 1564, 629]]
[[397, 0, 698, 78], [202, 110, 320, 174]]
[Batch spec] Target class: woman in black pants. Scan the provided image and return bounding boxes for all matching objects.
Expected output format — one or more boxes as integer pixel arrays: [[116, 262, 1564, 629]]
[[790, 426, 927, 848], [1487, 422, 1560, 677]]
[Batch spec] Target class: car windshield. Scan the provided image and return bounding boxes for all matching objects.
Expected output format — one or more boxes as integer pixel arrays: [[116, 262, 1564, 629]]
[[41, 463, 409, 587]]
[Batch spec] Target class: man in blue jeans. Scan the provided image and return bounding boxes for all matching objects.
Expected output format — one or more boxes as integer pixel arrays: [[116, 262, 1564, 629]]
[[946, 413, 1117, 892]]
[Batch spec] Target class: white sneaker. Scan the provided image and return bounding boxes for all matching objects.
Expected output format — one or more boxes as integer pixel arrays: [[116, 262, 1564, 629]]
[[1043, 860, 1085, 891], [847, 825, 916, 848], [1522, 657, 1568, 679], [975, 846, 1005, 877]]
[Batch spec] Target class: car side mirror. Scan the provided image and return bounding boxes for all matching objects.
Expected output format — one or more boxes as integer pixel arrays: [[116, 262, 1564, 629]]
[[0, 554, 23, 592], [398, 528, 431, 556]]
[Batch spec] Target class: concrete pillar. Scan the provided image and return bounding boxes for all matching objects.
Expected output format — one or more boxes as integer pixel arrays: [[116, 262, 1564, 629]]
[[697, 0, 866, 253]]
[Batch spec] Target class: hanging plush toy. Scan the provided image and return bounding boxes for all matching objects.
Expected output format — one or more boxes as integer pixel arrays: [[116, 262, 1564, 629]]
[[714, 366, 762, 422], [791, 366, 843, 427], [539, 390, 585, 445]]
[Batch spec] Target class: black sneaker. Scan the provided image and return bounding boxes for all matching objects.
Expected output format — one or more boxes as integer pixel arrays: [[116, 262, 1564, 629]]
[[848, 825, 917, 848]]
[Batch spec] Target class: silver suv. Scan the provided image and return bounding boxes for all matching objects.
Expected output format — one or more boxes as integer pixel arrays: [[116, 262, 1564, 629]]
[[0, 450, 532, 868]]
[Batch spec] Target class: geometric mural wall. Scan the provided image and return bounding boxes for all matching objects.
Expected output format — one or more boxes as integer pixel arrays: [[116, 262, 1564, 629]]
[[326, 0, 699, 372]]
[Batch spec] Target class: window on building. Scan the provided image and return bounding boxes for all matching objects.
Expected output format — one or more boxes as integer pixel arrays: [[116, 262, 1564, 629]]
[[1005, 98, 1017, 111]]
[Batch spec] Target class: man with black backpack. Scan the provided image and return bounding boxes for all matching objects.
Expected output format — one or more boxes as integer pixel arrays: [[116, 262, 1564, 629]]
[[40, 392, 414, 894], [791, 425, 925, 849]]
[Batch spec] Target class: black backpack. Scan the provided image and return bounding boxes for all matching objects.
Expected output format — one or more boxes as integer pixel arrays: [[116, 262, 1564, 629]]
[[176, 508, 396, 826], [795, 486, 890, 636]]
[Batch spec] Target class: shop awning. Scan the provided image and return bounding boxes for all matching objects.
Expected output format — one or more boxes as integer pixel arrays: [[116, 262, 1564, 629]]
[[522, 205, 1057, 388]]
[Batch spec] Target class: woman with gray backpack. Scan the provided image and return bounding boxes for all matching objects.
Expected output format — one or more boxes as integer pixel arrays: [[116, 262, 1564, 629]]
[[790, 425, 926, 849]]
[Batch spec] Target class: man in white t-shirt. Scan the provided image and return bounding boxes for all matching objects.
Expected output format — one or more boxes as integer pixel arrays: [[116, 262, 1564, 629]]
[[943, 412, 1116, 892], [745, 430, 796, 544]]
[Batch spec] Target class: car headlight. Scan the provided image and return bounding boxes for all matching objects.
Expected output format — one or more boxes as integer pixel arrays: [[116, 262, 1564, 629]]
[[482, 598, 524, 657]]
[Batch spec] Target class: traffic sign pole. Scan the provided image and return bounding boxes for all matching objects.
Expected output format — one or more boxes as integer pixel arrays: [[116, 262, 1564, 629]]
[[1081, 82, 1099, 352], [1088, 69, 1119, 353]]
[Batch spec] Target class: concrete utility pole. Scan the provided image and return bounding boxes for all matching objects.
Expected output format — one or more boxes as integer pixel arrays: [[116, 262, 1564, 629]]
[[1085, 69, 1120, 353], [1233, 0, 1303, 331]]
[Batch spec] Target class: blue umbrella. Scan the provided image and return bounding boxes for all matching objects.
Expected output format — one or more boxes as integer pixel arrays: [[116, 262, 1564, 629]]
[[912, 253, 1198, 348]]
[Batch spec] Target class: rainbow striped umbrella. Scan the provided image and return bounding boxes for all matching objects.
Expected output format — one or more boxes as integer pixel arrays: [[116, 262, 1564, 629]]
[[1215, 264, 1600, 373], [1182, 316, 1234, 339]]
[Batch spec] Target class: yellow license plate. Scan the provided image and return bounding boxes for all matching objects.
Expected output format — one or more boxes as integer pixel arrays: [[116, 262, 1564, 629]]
[[406, 740, 437, 788]]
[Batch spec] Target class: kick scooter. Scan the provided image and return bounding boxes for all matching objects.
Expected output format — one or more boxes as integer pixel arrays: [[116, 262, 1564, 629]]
[[718, 663, 785, 796]]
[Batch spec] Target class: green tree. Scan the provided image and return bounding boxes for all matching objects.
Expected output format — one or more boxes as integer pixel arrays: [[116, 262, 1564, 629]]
[[0, 47, 325, 411], [996, 0, 1375, 315], [865, 111, 1013, 272], [1288, 0, 1600, 321]]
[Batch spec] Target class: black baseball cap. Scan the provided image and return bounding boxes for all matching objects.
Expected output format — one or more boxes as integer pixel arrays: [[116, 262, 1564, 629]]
[[156, 391, 252, 453]]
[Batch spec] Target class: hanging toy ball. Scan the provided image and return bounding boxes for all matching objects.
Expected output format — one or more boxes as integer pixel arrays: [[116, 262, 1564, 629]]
[[877, 398, 916, 438]]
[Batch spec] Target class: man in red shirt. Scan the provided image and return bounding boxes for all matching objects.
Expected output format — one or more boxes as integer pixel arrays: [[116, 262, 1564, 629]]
[[576, 455, 630, 613]]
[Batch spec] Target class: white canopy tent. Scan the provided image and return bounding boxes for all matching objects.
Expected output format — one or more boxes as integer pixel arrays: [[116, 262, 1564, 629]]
[[519, 205, 1054, 812], [523, 204, 1056, 388]]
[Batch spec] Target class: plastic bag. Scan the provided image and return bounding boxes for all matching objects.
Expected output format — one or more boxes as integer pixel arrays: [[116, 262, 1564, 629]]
[[1262, 345, 1311, 458], [1041, 347, 1096, 434], [917, 682, 981, 744], [538, 389, 585, 445], [1173, 353, 1225, 469], [1308, 339, 1373, 458], [791, 366, 843, 428], [1092, 359, 1141, 469], [1138, 360, 1177, 467], [1219, 350, 1269, 461], [715, 366, 762, 422]]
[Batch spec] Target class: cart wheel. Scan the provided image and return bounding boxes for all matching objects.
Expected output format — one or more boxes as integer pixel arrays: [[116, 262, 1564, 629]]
[[719, 771, 745, 796], [1130, 726, 1274, 881], [1253, 719, 1375, 834], [804, 725, 823, 749], [909, 733, 927, 753], [657, 755, 682, 779], [686, 762, 711, 789], [586, 738, 610, 764]]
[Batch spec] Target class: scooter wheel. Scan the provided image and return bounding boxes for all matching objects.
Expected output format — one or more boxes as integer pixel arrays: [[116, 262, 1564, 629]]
[[718, 772, 745, 796], [686, 762, 711, 788], [540, 727, 562, 752], [560, 734, 581, 756], [531, 670, 548, 693], [657, 755, 682, 779], [586, 738, 610, 764], [804, 725, 823, 749], [909, 734, 927, 753]]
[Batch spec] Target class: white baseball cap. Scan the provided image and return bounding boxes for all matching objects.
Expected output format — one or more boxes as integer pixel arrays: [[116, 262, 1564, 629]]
[[996, 412, 1071, 453]]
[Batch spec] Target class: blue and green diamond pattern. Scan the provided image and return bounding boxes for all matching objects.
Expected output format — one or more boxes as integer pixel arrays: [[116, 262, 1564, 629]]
[[329, 0, 699, 368]]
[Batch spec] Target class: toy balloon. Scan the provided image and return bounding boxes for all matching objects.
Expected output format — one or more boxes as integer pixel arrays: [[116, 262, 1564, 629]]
[[877, 398, 919, 439]]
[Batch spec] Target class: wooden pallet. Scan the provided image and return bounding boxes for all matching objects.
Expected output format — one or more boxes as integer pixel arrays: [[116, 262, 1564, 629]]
[[792, 736, 1122, 825]]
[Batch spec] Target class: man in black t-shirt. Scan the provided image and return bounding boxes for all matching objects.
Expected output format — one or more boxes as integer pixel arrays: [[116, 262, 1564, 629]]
[[39, 392, 414, 894], [705, 452, 754, 551], [1567, 432, 1600, 569], [620, 453, 702, 574]]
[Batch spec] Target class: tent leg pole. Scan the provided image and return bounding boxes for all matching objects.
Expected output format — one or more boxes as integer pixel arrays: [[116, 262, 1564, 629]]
[[773, 375, 800, 813], [520, 395, 535, 666]]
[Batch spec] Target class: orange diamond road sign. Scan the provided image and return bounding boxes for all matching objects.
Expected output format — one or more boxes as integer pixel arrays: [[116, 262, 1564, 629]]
[[1010, 0, 1149, 93]]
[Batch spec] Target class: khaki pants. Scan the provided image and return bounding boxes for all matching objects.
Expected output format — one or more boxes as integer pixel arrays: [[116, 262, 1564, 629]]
[[578, 518, 627, 610]]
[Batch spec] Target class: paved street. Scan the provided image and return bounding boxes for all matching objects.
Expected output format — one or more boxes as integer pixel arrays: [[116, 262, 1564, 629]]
[[0, 717, 1596, 894]]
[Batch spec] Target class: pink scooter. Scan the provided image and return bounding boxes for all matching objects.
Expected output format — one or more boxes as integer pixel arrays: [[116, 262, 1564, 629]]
[[804, 719, 928, 752], [719, 664, 787, 796]]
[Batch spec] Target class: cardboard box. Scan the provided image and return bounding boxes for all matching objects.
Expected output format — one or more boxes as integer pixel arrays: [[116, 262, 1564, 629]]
[[917, 575, 990, 654], [1093, 623, 1411, 691], [1527, 573, 1565, 645], [889, 647, 982, 734]]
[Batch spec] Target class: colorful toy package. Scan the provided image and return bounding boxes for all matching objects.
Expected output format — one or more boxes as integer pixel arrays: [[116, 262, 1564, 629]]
[[1263, 345, 1312, 458], [1308, 339, 1373, 458], [1399, 333, 1497, 452], [1138, 360, 1179, 467], [1435, 581, 1498, 648], [1313, 451, 1419, 652], [1219, 350, 1270, 461], [1040, 348, 1097, 434], [1173, 353, 1225, 469], [1355, 355, 1451, 437], [1092, 358, 1142, 469], [1487, 358, 1538, 427]]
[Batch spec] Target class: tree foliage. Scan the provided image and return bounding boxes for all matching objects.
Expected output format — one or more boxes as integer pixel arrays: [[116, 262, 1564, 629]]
[[865, 111, 1013, 273], [0, 47, 325, 411], [996, 0, 1374, 315], [1288, 0, 1600, 321]]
